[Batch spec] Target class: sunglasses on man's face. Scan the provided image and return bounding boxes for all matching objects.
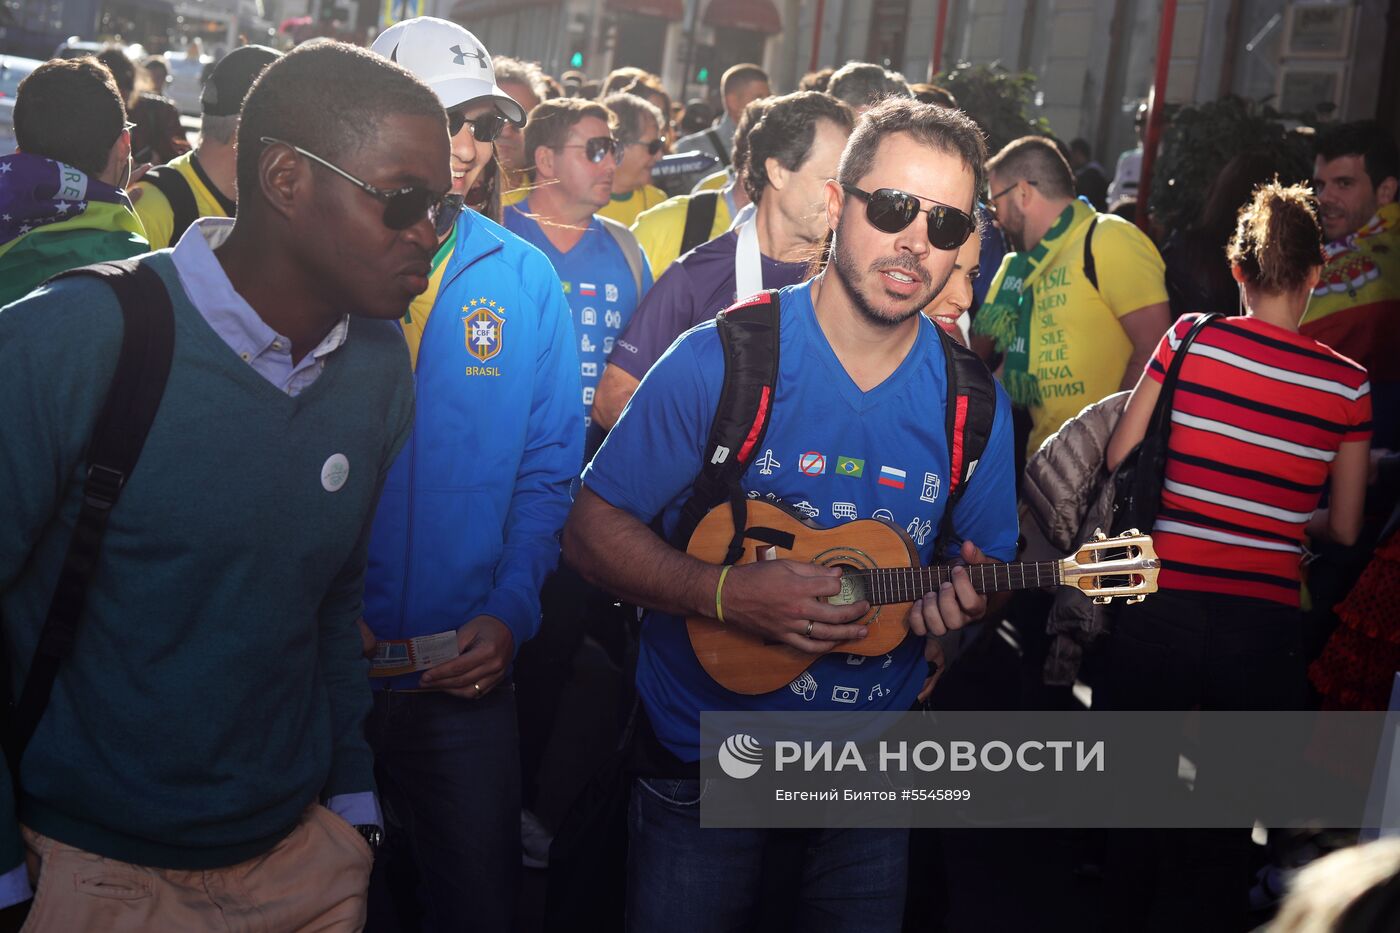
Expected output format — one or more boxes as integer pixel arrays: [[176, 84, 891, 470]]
[[559, 136, 620, 164], [260, 137, 464, 237], [628, 137, 666, 157], [448, 109, 507, 143], [841, 183, 977, 251]]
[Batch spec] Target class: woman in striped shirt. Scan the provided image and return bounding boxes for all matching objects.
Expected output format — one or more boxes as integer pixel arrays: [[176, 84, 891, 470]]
[[1097, 180, 1371, 929], [1106, 180, 1370, 706]]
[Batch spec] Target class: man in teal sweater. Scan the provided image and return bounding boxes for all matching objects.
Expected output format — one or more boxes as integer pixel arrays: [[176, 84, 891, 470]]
[[0, 41, 450, 931]]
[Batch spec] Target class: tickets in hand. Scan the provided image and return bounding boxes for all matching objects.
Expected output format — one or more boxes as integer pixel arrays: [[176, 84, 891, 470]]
[[369, 630, 460, 678]]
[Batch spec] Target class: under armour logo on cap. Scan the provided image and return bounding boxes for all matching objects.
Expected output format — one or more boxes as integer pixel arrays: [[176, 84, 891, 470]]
[[449, 44, 488, 69]]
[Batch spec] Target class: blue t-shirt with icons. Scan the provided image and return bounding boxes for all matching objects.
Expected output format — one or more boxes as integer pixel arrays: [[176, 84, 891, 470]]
[[581, 280, 1019, 760], [505, 202, 653, 427]]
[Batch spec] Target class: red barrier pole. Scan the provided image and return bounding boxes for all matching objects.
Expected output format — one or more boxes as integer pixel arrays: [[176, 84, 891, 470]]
[[809, 0, 827, 72], [1135, 0, 1177, 233], [932, 0, 950, 77]]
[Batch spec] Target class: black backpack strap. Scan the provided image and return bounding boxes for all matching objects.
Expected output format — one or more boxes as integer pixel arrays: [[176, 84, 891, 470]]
[[668, 289, 781, 561], [680, 190, 721, 257], [704, 129, 731, 167], [142, 165, 199, 244], [1082, 215, 1101, 292], [932, 327, 999, 560], [3, 260, 175, 782]]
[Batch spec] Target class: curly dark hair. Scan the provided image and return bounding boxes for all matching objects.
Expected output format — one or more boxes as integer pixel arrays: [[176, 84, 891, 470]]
[[1315, 120, 1400, 190]]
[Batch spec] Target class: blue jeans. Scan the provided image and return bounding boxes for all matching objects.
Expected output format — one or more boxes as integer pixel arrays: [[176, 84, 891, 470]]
[[365, 686, 521, 933], [626, 777, 908, 933]]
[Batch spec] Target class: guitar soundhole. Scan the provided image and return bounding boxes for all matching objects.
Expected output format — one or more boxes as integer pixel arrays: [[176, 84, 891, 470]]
[[826, 564, 867, 607]]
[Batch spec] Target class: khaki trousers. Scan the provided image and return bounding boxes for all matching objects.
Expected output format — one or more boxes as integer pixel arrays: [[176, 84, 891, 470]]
[[20, 804, 371, 933]]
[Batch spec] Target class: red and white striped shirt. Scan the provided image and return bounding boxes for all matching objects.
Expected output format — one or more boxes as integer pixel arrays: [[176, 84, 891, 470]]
[[1146, 313, 1371, 605]]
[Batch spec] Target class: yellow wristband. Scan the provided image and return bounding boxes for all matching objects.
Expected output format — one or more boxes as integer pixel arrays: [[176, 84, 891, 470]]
[[715, 565, 732, 623]]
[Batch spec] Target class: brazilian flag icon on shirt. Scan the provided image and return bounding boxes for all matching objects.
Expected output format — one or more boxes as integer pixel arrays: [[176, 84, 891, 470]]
[[836, 457, 865, 477]]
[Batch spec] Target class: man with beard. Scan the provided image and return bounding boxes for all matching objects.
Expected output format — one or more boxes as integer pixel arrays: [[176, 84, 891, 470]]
[[561, 98, 1019, 929], [975, 135, 1169, 457]]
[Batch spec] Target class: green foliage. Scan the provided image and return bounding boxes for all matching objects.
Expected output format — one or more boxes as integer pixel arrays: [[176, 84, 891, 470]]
[[932, 61, 1052, 156], [1150, 96, 1314, 232]]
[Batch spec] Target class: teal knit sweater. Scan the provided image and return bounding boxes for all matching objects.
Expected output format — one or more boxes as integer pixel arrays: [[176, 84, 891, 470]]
[[0, 253, 414, 871]]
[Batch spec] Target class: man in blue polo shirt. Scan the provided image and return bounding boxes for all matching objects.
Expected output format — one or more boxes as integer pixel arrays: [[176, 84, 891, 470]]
[[563, 99, 1018, 929], [591, 91, 855, 430], [503, 97, 652, 445]]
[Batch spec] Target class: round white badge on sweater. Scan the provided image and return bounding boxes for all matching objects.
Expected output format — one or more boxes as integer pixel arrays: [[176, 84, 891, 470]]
[[321, 454, 350, 492]]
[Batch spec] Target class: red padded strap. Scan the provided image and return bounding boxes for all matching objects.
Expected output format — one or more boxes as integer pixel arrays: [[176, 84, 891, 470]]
[[949, 394, 968, 493]]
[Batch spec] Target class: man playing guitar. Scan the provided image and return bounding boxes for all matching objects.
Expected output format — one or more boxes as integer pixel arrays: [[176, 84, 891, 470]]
[[562, 98, 1020, 930]]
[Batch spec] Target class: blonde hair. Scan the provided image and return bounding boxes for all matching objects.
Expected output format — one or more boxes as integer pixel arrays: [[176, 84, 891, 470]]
[[1270, 839, 1400, 932], [1226, 180, 1324, 294]]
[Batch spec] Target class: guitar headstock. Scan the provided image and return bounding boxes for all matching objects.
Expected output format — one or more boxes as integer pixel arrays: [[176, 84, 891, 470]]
[[1060, 529, 1160, 604]]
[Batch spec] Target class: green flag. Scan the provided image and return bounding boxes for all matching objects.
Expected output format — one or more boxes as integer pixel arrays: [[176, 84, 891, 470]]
[[836, 456, 864, 477]]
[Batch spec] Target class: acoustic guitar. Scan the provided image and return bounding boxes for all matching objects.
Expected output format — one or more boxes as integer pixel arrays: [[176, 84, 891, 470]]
[[685, 499, 1160, 695]]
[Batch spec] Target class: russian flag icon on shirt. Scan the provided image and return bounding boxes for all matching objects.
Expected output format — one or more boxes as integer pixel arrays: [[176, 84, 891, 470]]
[[878, 466, 906, 489]]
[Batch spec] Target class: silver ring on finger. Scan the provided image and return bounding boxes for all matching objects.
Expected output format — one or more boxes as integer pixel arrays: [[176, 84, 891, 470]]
[[474, 682, 482, 696], [804, 621, 814, 637]]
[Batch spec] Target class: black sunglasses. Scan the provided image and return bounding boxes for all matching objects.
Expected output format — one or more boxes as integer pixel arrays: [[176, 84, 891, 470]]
[[627, 137, 667, 156], [841, 183, 977, 251], [261, 137, 465, 237], [448, 109, 508, 143], [559, 136, 620, 164]]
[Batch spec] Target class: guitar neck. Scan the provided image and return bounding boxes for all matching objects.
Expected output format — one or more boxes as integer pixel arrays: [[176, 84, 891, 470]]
[[850, 561, 1064, 606]]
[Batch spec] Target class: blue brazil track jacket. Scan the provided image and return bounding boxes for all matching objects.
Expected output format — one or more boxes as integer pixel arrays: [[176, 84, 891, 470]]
[[364, 209, 583, 688]]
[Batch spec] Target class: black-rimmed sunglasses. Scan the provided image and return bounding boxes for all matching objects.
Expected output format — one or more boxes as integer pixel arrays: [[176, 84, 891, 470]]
[[448, 109, 508, 143], [841, 183, 977, 251], [559, 136, 621, 164], [261, 137, 465, 237], [627, 137, 667, 156]]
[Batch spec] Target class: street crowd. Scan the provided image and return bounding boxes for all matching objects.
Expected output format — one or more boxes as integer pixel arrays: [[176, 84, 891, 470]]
[[0, 14, 1398, 933]]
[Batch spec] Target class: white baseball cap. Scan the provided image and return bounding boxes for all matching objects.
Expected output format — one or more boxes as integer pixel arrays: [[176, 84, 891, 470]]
[[371, 16, 527, 126]]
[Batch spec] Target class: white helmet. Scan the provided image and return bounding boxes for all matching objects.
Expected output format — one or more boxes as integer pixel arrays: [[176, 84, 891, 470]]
[[371, 16, 526, 126]]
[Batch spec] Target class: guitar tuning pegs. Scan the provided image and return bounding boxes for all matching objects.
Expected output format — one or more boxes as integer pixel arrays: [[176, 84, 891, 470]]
[[1121, 528, 1141, 537], [1092, 596, 1111, 605], [1091, 529, 1107, 541], [1127, 595, 1146, 605]]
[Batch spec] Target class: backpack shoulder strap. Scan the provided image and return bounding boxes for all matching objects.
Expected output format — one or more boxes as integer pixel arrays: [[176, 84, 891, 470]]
[[704, 128, 731, 167], [3, 259, 175, 781], [598, 215, 645, 297], [681, 190, 721, 257], [932, 326, 1000, 560], [142, 165, 199, 244], [668, 289, 781, 558], [1082, 214, 1102, 292]]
